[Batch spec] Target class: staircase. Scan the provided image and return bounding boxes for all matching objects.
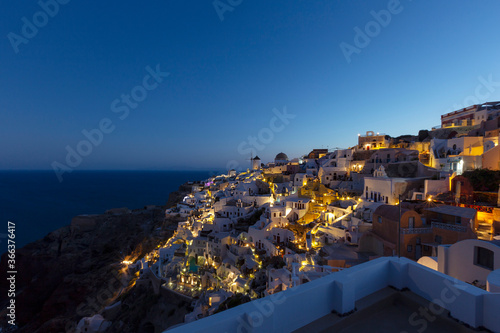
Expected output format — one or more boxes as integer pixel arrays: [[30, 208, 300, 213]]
[[476, 221, 493, 241]]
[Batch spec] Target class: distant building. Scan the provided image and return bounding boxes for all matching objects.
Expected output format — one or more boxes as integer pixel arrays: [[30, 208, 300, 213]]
[[361, 148, 419, 175], [274, 152, 289, 165], [440, 102, 500, 128], [307, 149, 328, 159], [429, 137, 483, 174], [359, 204, 477, 260], [482, 144, 500, 170], [362, 162, 436, 205], [251, 156, 261, 170], [357, 131, 390, 151], [318, 149, 353, 184]]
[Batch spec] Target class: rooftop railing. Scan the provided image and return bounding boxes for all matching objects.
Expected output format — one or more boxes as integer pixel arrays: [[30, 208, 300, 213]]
[[401, 227, 432, 234], [432, 222, 467, 232], [164, 257, 500, 333]]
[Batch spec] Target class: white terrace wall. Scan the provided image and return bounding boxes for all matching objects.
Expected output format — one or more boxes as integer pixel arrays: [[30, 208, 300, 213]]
[[165, 257, 500, 333]]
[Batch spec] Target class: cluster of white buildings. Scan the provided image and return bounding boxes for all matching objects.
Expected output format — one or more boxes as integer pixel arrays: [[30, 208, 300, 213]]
[[75, 102, 500, 333], [130, 152, 383, 325], [161, 102, 500, 332]]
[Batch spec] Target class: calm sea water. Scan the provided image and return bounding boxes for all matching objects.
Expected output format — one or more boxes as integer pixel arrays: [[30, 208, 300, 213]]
[[0, 170, 212, 248]]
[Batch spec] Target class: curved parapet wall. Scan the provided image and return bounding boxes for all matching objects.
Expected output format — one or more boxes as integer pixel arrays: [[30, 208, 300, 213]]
[[417, 256, 438, 271], [487, 269, 500, 293]]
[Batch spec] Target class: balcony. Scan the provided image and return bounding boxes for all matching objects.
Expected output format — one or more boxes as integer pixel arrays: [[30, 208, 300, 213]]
[[401, 227, 432, 234], [432, 222, 467, 232]]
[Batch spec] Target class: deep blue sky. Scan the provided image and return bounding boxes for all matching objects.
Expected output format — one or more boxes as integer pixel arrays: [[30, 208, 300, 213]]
[[1, 0, 500, 171]]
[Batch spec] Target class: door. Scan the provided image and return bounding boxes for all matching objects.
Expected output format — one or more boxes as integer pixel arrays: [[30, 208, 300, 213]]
[[415, 237, 421, 259], [415, 245, 422, 260]]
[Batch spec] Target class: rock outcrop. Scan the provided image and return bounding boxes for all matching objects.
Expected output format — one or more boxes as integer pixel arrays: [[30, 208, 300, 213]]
[[0, 183, 193, 333]]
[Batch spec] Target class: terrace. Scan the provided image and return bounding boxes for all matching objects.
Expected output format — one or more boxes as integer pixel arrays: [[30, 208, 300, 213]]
[[164, 257, 500, 333]]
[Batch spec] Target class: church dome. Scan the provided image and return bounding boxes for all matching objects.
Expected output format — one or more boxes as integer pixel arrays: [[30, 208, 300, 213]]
[[275, 152, 288, 161]]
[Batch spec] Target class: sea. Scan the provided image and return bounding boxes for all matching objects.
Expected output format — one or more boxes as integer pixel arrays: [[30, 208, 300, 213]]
[[0, 170, 214, 249]]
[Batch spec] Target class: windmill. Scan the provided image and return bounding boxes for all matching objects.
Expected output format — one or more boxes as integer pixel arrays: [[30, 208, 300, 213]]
[[248, 153, 261, 170]]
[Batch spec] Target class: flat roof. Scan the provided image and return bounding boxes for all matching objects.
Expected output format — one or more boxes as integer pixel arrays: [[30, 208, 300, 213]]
[[286, 196, 311, 203], [425, 205, 477, 219], [294, 287, 485, 333]]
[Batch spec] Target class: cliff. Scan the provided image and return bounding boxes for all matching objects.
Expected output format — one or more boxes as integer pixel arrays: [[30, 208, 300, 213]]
[[0, 183, 192, 333]]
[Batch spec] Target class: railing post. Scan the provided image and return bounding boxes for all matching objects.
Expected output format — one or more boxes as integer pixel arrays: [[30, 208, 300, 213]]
[[398, 195, 401, 258]]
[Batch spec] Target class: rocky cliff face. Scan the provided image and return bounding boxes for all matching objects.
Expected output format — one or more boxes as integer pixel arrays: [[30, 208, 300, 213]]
[[0, 184, 191, 333]]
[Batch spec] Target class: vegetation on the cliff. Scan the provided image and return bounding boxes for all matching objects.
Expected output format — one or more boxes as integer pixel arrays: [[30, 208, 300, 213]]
[[463, 169, 500, 192]]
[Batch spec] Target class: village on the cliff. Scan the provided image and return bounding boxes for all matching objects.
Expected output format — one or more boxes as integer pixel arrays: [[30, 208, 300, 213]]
[[78, 102, 500, 332]]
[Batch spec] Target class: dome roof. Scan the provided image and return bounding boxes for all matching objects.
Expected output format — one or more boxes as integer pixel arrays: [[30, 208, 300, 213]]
[[275, 152, 288, 161]]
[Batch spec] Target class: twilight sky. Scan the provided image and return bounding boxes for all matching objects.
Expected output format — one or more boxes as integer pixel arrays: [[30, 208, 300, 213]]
[[1, 0, 500, 172]]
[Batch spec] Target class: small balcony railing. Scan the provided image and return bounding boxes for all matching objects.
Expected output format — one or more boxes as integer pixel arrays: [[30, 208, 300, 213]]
[[401, 227, 432, 234], [431, 222, 467, 232]]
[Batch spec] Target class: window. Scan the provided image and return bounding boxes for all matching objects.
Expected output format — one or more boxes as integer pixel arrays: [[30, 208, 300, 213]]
[[455, 216, 461, 225], [475, 246, 494, 270], [408, 217, 415, 229], [378, 216, 382, 223], [407, 245, 413, 253], [435, 235, 442, 244]]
